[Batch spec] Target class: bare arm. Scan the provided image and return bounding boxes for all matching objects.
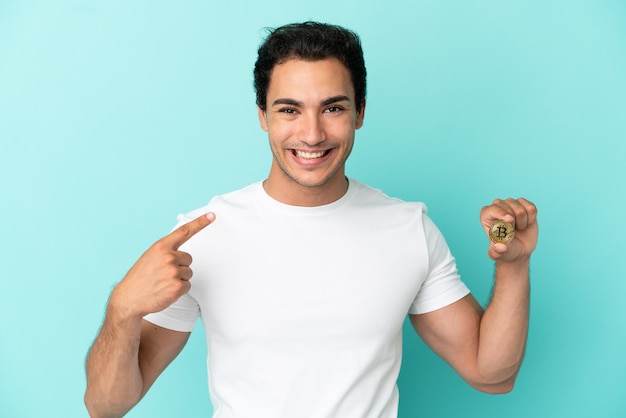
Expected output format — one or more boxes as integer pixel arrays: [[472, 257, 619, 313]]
[[84, 213, 215, 417], [411, 198, 537, 394], [85, 318, 189, 417]]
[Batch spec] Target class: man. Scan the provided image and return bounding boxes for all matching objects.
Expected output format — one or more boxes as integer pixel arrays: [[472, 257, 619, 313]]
[[84, 22, 538, 418]]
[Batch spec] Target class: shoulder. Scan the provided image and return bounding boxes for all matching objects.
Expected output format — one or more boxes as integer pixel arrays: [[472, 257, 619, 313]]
[[348, 179, 428, 216]]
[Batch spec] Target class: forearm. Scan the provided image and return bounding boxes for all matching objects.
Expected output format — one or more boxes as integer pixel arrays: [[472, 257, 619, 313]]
[[84, 306, 144, 418], [476, 258, 530, 388]]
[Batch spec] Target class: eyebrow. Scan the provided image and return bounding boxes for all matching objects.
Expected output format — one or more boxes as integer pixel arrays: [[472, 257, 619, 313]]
[[271, 95, 352, 108], [322, 95, 351, 106]]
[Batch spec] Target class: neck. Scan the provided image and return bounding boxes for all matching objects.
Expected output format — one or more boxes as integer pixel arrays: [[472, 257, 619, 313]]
[[263, 173, 349, 207]]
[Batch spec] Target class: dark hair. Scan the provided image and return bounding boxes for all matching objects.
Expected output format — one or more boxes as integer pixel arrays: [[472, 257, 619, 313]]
[[254, 21, 367, 112]]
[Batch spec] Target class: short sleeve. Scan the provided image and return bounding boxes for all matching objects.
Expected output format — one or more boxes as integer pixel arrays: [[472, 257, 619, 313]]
[[408, 214, 470, 315], [143, 293, 201, 332]]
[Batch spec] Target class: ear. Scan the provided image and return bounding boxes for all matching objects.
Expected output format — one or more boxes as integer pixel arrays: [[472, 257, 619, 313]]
[[355, 100, 366, 130], [258, 107, 269, 132]]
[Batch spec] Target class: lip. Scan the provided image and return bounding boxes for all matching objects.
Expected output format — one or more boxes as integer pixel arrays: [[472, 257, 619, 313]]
[[290, 148, 334, 167]]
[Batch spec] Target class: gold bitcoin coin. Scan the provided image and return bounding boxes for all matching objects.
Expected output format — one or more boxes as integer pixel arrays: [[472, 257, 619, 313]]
[[488, 220, 515, 244]]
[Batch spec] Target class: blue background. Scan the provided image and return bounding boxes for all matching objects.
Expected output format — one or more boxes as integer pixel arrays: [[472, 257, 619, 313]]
[[1, 1, 625, 417]]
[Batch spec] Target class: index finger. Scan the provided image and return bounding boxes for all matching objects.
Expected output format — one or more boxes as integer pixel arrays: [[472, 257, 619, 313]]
[[481, 198, 537, 231], [481, 200, 514, 229], [165, 212, 216, 250]]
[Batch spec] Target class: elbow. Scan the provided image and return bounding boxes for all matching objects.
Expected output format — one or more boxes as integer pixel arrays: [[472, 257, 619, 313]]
[[467, 364, 521, 394], [83, 369, 144, 417], [474, 378, 516, 395], [84, 392, 102, 418], [84, 398, 104, 418], [84, 389, 136, 418], [84, 392, 111, 418], [468, 372, 518, 395], [84, 388, 99, 417]]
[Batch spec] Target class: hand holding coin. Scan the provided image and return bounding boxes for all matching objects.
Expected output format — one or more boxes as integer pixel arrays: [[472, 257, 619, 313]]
[[481, 198, 539, 262]]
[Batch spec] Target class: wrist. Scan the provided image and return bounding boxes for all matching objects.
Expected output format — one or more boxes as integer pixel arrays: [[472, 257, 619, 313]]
[[496, 255, 530, 268], [106, 290, 145, 331], [495, 257, 530, 282]]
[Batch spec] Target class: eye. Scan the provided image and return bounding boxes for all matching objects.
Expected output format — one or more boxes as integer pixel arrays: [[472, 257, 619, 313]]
[[279, 107, 297, 114], [325, 106, 344, 113]]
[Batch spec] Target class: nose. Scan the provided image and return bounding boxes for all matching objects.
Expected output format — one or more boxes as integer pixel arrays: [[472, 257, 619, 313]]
[[300, 112, 326, 146]]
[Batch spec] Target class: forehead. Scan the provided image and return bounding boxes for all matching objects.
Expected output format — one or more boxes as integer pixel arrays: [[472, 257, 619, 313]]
[[267, 58, 355, 100]]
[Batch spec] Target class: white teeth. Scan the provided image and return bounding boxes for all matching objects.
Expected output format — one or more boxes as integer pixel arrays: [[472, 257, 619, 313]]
[[295, 150, 326, 159]]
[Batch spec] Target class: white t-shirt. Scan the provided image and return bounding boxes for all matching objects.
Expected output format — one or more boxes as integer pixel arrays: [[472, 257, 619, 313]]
[[145, 179, 469, 418]]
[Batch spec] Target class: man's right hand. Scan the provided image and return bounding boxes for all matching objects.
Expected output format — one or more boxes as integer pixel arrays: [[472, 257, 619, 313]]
[[109, 212, 216, 320]]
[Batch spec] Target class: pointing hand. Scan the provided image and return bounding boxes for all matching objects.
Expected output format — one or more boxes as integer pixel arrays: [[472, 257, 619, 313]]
[[109, 213, 216, 319]]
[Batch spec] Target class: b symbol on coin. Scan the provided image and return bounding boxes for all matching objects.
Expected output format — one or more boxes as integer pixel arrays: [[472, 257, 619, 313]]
[[488, 220, 515, 244]]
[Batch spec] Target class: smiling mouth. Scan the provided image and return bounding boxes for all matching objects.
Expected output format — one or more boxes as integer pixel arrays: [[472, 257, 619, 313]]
[[293, 149, 331, 159]]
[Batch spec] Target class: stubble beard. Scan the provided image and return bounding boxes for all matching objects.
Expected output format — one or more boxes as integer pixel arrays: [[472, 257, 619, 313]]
[[271, 142, 353, 190]]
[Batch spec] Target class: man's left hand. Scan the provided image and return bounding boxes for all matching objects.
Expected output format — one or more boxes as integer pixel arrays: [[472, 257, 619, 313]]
[[480, 198, 538, 263]]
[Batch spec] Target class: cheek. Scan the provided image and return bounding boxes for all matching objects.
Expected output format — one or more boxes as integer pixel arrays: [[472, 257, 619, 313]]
[[266, 126, 294, 150], [268, 118, 298, 139], [328, 118, 356, 137]]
